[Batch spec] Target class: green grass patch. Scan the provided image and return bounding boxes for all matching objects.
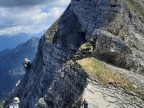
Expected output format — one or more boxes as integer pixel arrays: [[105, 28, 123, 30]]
[[0, 101, 4, 108], [45, 17, 61, 43], [76, 57, 129, 86], [80, 42, 93, 52], [74, 37, 96, 60], [123, 0, 144, 17], [76, 57, 144, 100]]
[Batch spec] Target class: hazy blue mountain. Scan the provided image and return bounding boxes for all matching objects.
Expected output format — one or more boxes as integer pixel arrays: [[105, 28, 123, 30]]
[[0, 30, 45, 52], [0, 37, 39, 101]]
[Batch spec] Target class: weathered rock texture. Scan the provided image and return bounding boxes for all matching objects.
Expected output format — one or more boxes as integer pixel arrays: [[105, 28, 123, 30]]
[[4, 0, 144, 108]]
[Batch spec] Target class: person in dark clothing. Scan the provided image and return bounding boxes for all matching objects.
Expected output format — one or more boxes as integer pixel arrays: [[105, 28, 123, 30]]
[[83, 99, 88, 108]]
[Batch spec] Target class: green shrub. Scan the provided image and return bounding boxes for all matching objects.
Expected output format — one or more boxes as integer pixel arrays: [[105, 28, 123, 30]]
[[0, 101, 4, 108]]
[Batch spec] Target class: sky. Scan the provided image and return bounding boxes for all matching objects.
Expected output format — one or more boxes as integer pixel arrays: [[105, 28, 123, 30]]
[[0, 0, 71, 35]]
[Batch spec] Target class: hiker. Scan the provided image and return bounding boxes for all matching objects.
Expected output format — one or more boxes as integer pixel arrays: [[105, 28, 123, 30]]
[[80, 97, 83, 108], [83, 99, 88, 108], [9, 97, 20, 108], [23, 58, 31, 69]]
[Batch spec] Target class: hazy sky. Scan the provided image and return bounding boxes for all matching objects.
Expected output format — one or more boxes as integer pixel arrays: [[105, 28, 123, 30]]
[[0, 0, 71, 35]]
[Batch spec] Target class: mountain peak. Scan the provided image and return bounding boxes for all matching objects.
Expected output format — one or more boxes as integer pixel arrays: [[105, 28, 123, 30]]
[[4, 0, 144, 107]]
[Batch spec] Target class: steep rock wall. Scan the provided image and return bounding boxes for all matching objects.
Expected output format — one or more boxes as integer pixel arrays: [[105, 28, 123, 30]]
[[4, 5, 86, 108], [4, 0, 144, 107]]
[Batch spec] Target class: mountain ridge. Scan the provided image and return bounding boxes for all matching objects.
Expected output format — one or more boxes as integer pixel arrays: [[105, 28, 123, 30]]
[[4, 0, 144, 107], [0, 30, 45, 52]]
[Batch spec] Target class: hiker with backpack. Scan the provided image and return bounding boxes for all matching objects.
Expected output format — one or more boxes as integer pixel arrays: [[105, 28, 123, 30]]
[[83, 99, 88, 108], [8, 97, 20, 108]]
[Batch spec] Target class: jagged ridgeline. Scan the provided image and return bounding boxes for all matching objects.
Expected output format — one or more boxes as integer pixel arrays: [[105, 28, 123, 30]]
[[4, 0, 144, 108]]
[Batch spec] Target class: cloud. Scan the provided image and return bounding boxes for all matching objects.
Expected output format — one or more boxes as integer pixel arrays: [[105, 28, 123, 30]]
[[0, 0, 70, 7], [0, 0, 71, 35], [12, 26, 30, 33], [49, 7, 65, 18]]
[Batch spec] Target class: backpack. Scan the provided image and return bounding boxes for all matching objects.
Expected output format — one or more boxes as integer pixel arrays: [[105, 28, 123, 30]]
[[7, 103, 14, 108], [84, 100, 88, 106], [7, 105, 10, 108]]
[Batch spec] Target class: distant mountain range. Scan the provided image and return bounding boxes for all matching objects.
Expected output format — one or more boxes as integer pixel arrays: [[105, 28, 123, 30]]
[[0, 30, 45, 52], [0, 37, 40, 101]]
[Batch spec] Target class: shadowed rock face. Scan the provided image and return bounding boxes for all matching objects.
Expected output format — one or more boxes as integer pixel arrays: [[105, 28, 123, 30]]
[[4, 0, 144, 108], [71, 0, 125, 40]]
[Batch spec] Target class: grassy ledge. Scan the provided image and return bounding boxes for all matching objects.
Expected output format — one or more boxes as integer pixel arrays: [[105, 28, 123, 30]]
[[76, 57, 144, 100], [74, 37, 96, 60], [76, 57, 129, 86], [0, 101, 4, 108]]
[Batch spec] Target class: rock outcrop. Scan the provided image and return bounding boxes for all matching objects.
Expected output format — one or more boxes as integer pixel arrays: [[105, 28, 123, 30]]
[[4, 0, 144, 108]]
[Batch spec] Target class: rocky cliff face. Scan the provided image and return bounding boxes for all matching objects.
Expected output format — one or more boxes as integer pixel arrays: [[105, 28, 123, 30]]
[[4, 0, 144, 108]]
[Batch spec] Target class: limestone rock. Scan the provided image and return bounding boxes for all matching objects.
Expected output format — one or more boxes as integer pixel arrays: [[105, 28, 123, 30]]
[[4, 0, 144, 108], [92, 29, 134, 70]]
